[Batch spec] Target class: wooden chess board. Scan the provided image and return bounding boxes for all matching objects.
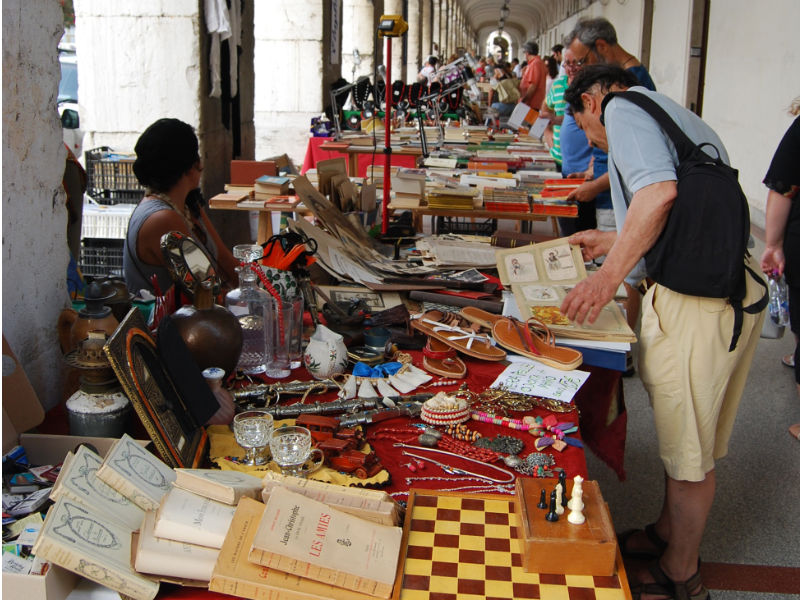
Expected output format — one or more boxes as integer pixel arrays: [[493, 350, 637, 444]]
[[393, 489, 632, 600]]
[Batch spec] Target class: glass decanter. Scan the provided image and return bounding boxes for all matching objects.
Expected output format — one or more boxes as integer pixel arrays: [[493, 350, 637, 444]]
[[225, 268, 272, 374]]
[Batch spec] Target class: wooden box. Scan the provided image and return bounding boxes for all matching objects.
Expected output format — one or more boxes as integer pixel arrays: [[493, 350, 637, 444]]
[[515, 477, 618, 576]]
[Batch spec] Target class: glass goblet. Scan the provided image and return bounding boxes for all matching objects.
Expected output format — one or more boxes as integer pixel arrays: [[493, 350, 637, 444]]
[[268, 425, 323, 477], [232, 410, 274, 466]]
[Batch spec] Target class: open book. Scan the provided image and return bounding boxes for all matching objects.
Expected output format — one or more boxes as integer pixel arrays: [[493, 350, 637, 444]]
[[496, 238, 636, 343]]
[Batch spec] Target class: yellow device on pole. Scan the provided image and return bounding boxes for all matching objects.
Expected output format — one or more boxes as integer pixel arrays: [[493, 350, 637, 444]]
[[377, 15, 408, 37]]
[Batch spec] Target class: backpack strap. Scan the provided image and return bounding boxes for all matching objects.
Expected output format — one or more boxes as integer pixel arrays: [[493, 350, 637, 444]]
[[601, 91, 721, 165], [728, 264, 768, 352]]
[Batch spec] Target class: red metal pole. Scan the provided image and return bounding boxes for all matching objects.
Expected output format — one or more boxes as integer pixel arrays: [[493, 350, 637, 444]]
[[381, 37, 392, 235]]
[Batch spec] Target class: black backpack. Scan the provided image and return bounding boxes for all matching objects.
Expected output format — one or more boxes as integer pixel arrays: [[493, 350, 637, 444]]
[[602, 90, 766, 351]]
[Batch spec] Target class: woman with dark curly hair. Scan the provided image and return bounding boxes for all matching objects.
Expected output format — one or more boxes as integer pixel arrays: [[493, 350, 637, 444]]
[[123, 118, 238, 296]]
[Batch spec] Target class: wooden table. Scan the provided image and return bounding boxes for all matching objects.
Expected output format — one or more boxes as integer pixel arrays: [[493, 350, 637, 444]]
[[388, 204, 568, 236], [208, 196, 310, 245]]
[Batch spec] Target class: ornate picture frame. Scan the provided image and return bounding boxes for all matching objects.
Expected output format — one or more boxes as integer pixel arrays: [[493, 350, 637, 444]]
[[104, 308, 207, 467]]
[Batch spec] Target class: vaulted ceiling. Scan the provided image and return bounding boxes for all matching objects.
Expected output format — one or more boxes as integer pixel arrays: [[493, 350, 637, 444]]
[[460, 0, 552, 40]]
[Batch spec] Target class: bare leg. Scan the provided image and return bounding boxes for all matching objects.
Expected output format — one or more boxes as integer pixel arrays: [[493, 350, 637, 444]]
[[636, 471, 714, 599]]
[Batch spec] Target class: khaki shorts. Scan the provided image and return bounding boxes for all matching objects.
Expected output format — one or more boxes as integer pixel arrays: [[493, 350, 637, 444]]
[[638, 261, 765, 481]]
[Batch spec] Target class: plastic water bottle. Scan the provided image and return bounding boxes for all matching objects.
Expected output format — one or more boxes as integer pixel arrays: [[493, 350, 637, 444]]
[[768, 272, 790, 326]]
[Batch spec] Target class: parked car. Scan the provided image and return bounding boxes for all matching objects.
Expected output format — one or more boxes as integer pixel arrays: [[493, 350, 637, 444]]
[[58, 50, 83, 158]]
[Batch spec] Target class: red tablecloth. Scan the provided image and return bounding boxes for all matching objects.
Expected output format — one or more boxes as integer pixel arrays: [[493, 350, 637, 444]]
[[301, 136, 417, 178]]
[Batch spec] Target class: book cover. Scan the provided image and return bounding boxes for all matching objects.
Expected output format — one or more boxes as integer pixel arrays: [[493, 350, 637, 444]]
[[134, 511, 219, 582], [249, 487, 402, 598], [32, 495, 159, 600], [50, 446, 145, 531], [210, 497, 380, 600], [230, 159, 276, 186], [255, 174, 290, 186], [261, 472, 400, 526], [153, 486, 235, 549], [173, 468, 262, 505], [96, 433, 176, 511]]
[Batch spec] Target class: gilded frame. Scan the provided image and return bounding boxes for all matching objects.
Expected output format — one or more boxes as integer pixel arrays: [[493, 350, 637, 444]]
[[104, 308, 207, 467]]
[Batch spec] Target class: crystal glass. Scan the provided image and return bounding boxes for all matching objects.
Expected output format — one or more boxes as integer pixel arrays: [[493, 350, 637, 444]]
[[268, 425, 323, 477], [233, 244, 263, 267], [286, 295, 305, 369], [233, 410, 274, 466], [265, 296, 292, 378]]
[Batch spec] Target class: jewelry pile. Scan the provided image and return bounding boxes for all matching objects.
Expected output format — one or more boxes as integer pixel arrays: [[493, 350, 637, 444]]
[[420, 393, 470, 426]]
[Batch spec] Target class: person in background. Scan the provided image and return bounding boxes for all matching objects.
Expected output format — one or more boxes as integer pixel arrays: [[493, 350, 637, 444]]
[[124, 118, 238, 297], [518, 40, 546, 110], [418, 55, 439, 83], [564, 18, 657, 346], [547, 47, 594, 235], [759, 98, 800, 440], [562, 65, 764, 600], [487, 63, 520, 117], [544, 56, 560, 96], [511, 57, 522, 78], [551, 43, 566, 76], [474, 56, 487, 81]]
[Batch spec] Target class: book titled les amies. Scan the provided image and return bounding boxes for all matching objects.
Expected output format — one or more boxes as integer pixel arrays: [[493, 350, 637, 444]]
[[249, 487, 402, 599]]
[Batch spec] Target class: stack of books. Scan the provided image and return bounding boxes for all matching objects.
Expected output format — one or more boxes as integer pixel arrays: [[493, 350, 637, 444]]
[[483, 187, 531, 212], [33, 434, 405, 600], [426, 185, 480, 210], [254, 174, 291, 199]]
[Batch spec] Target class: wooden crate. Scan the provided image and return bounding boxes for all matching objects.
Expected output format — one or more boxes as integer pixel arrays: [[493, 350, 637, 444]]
[[515, 477, 618, 576]]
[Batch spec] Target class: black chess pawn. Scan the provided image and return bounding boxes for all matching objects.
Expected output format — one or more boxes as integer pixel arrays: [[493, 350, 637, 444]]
[[537, 488, 548, 509], [545, 489, 559, 522], [558, 470, 569, 508]]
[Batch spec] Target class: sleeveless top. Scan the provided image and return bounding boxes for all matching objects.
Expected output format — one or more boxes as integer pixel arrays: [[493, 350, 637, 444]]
[[123, 197, 219, 296]]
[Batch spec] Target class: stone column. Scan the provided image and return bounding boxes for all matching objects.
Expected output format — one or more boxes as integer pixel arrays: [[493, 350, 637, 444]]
[[254, 0, 340, 166], [382, 0, 404, 82], [3, 0, 68, 410], [442, 0, 449, 59], [421, 0, 432, 58], [342, 0, 376, 81], [432, 0, 441, 57], [406, 0, 421, 82]]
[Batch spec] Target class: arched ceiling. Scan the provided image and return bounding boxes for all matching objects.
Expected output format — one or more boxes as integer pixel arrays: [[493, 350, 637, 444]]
[[460, 0, 554, 41]]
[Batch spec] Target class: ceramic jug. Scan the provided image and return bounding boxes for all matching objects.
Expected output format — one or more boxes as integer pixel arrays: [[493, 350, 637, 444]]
[[303, 324, 348, 380]]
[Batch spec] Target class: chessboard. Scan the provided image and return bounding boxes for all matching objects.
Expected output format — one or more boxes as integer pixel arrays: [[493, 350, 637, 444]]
[[394, 489, 632, 600]]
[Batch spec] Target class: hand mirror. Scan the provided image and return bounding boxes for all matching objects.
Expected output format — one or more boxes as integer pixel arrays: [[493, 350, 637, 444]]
[[160, 231, 220, 299]]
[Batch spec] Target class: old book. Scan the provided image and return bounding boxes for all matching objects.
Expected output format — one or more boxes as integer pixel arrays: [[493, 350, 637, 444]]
[[173, 468, 262, 505], [32, 495, 159, 600], [210, 497, 380, 600], [249, 487, 402, 598], [134, 510, 219, 582], [96, 433, 176, 511], [261, 471, 401, 526], [50, 445, 144, 531], [254, 174, 290, 195], [153, 486, 235, 549], [209, 191, 249, 208], [230, 159, 277, 186]]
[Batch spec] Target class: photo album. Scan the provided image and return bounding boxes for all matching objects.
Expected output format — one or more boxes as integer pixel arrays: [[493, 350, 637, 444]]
[[495, 238, 636, 343]]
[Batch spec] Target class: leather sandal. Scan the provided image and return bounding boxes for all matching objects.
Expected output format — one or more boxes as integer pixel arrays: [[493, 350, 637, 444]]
[[618, 523, 668, 560], [632, 561, 710, 600], [459, 307, 582, 370], [410, 310, 506, 361], [421, 337, 467, 378]]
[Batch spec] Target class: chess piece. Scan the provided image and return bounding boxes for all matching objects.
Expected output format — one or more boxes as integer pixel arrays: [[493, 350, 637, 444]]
[[545, 489, 559, 522], [537, 488, 548, 509], [568, 497, 585, 524], [567, 475, 585, 511], [555, 483, 565, 516], [558, 470, 569, 509]]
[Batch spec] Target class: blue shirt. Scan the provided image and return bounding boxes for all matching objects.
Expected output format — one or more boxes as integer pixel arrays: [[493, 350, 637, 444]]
[[560, 110, 593, 177]]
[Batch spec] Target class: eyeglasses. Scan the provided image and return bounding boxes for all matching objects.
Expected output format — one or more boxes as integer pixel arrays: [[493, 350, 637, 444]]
[[575, 47, 593, 67], [563, 60, 580, 69]]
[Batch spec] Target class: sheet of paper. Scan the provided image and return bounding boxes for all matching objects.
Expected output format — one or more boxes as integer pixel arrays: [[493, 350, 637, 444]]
[[490, 359, 590, 404], [529, 116, 550, 139]]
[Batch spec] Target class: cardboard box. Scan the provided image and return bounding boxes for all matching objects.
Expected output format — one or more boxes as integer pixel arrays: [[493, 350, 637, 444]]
[[515, 477, 618, 576], [2, 336, 147, 600], [3, 564, 78, 600]]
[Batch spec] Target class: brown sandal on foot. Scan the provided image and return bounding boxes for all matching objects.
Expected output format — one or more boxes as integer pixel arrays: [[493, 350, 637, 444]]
[[618, 523, 668, 560], [632, 562, 710, 600]]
